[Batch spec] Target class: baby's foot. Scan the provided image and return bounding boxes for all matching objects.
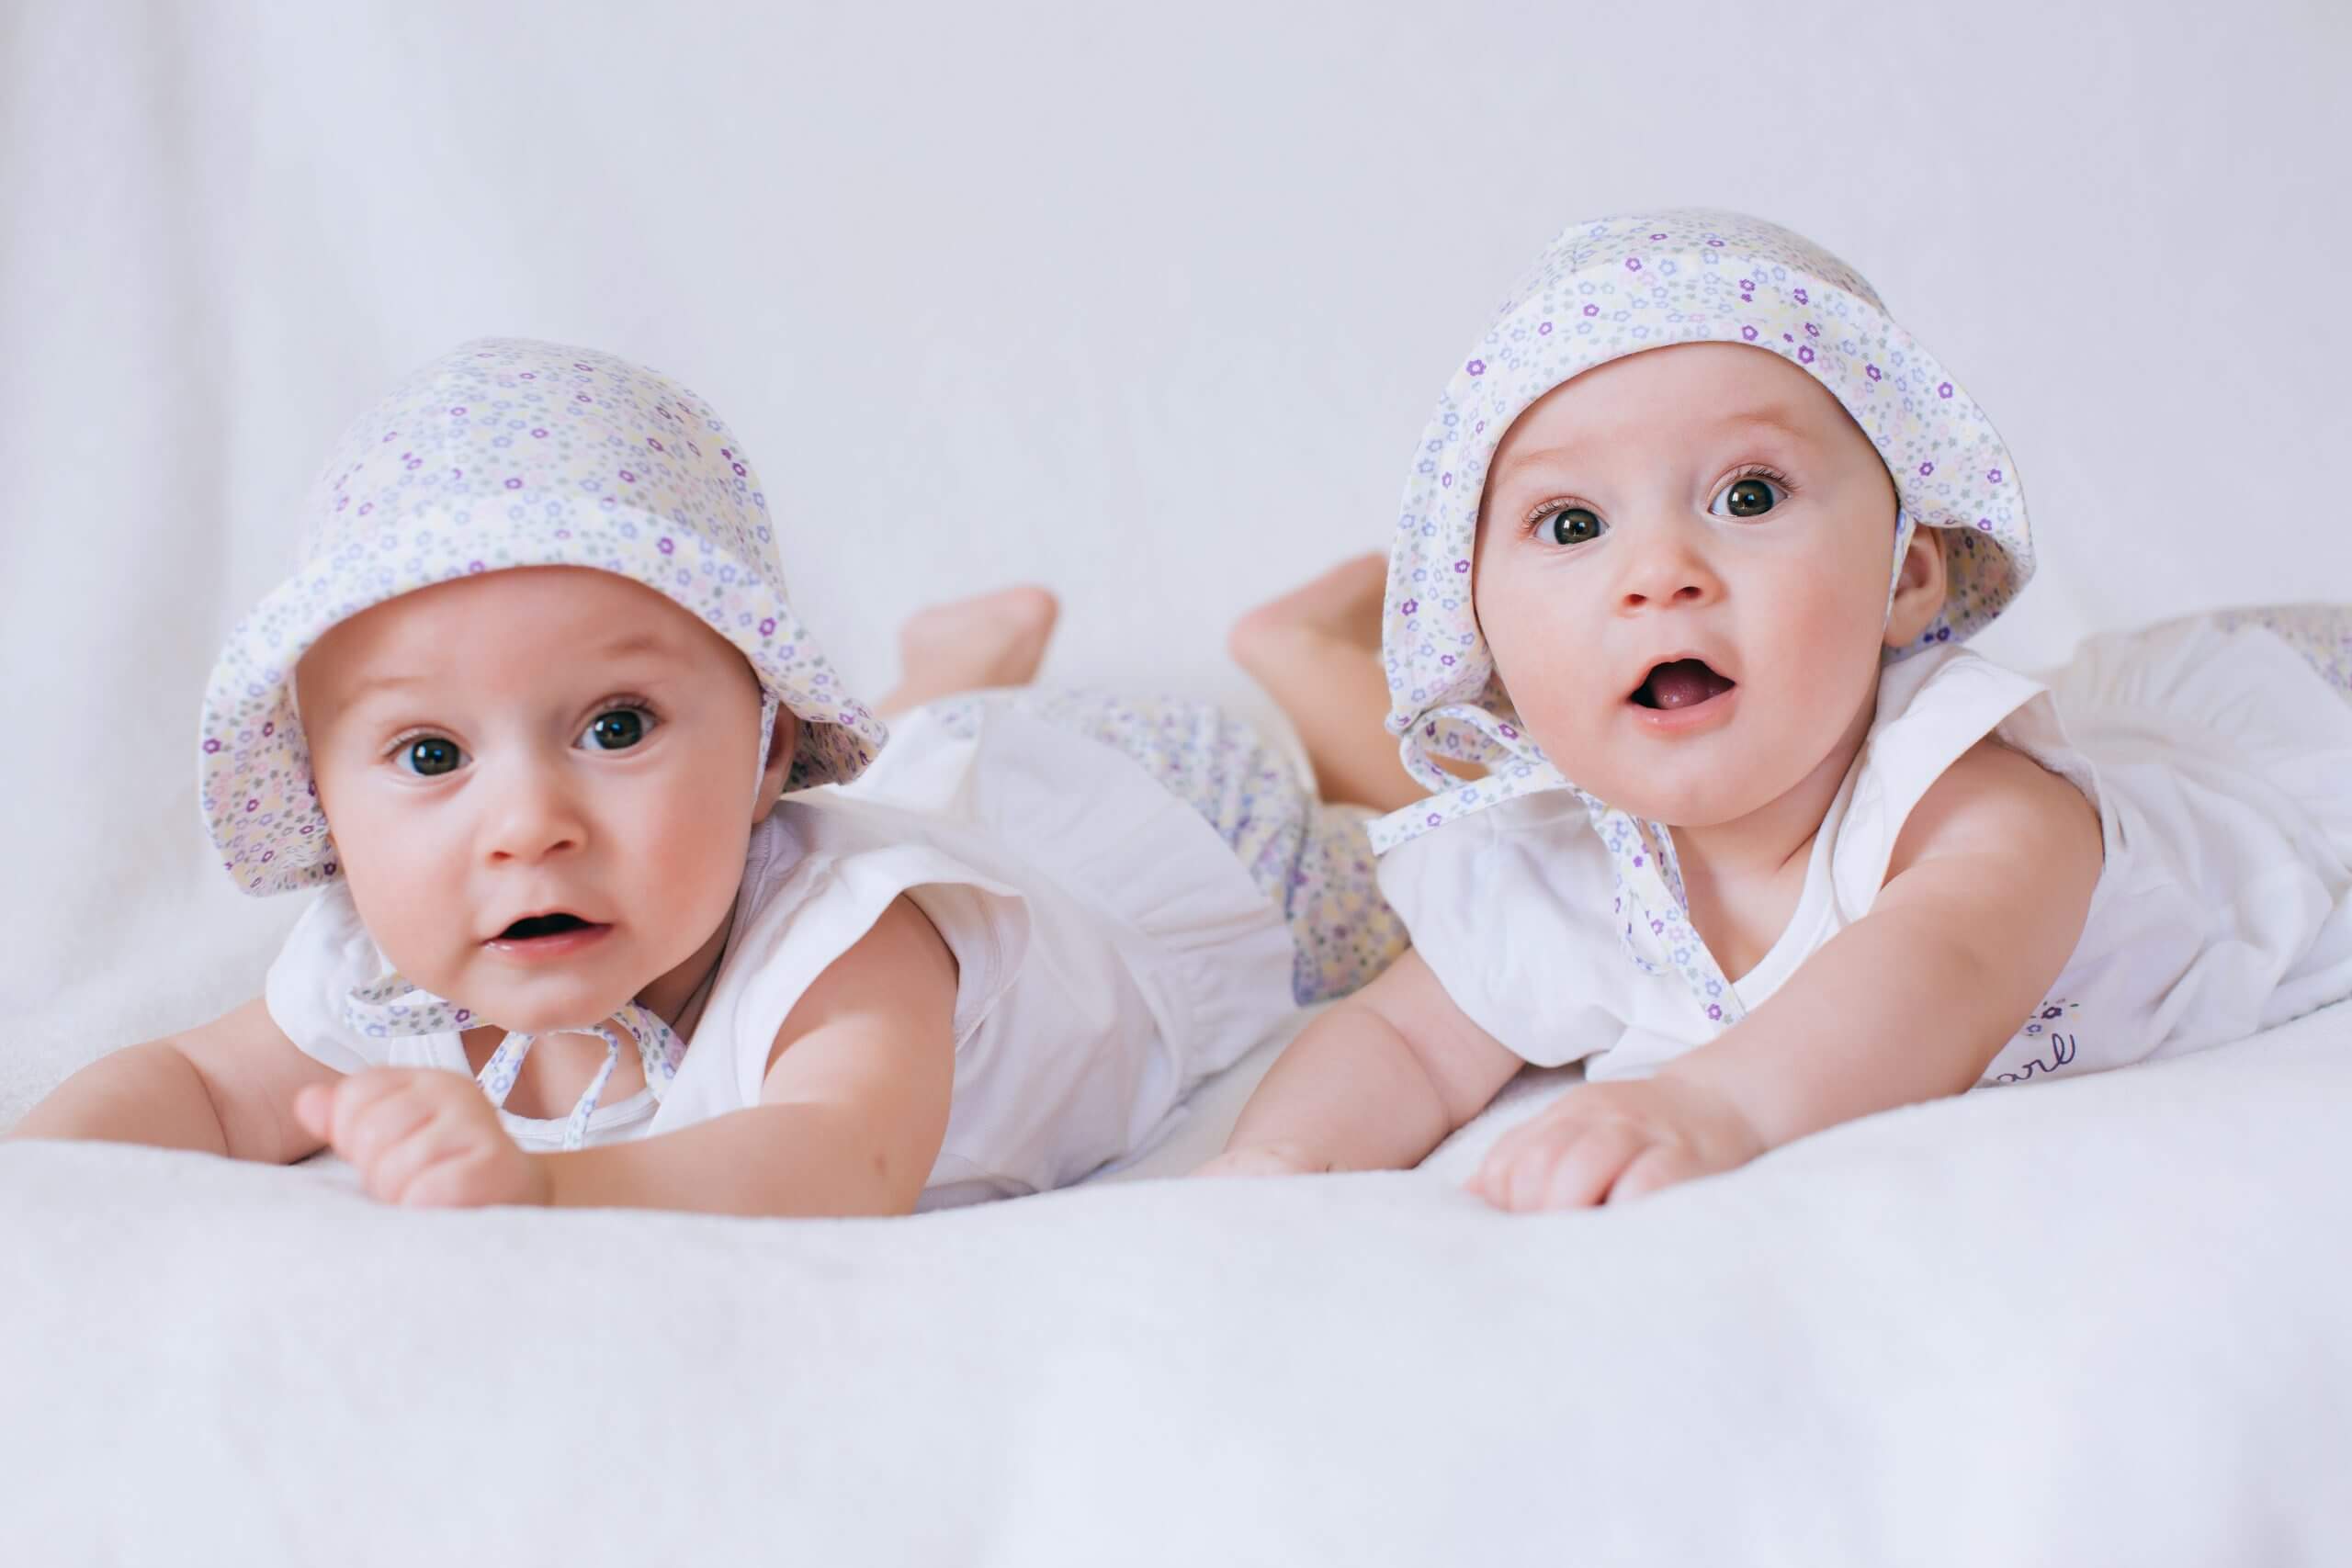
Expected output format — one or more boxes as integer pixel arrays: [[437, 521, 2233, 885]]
[[877, 584, 1060, 716], [1227, 550, 1387, 677]]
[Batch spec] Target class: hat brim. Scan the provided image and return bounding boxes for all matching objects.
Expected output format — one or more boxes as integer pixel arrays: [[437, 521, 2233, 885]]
[[199, 515, 886, 896], [1382, 289, 2030, 778]]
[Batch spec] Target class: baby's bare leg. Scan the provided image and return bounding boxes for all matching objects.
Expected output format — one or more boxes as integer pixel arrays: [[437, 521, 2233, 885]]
[[875, 585, 1060, 718], [1228, 552, 1427, 812]]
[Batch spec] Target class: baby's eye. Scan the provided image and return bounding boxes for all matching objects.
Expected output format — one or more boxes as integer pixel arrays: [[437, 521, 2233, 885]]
[[1710, 475, 1784, 519], [397, 737, 465, 777], [1536, 505, 1607, 547], [578, 706, 654, 752]]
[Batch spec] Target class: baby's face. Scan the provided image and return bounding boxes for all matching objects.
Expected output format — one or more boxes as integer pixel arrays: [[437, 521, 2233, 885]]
[[1474, 343, 1923, 828], [295, 567, 794, 1032]]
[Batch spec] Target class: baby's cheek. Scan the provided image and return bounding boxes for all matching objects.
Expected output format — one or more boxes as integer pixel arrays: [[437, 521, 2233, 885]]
[[1503, 685, 1621, 798], [341, 851, 461, 988], [1480, 575, 1612, 714], [637, 780, 757, 936], [1783, 587, 1883, 701]]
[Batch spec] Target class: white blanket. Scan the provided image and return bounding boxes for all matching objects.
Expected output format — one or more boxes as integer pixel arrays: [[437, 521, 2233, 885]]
[[6, 1001, 2348, 1565]]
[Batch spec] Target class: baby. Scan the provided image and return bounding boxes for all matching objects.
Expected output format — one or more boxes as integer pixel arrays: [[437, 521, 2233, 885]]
[[10, 338, 1405, 1214], [1204, 208, 2352, 1209]]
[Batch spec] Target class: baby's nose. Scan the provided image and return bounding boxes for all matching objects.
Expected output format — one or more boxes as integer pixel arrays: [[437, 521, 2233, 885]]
[[481, 760, 588, 863], [1616, 528, 1724, 611]]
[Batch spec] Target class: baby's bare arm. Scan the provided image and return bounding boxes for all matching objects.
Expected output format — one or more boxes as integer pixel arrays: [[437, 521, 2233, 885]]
[[531, 896, 959, 1216], [7, 998, 336, 1164], [1203, 948, 1522, 1175], [1670, 739, 2102, 1147], [1475, 739, 2105, 1210]]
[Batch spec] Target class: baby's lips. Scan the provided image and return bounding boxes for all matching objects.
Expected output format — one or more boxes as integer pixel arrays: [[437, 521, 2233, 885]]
[[1642, 660, 1737, 711], [1626, 652, 1738, 710], [484, 908, 607, 942]]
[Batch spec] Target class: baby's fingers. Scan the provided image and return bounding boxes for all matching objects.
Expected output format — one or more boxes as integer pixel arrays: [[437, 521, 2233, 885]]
[[364, 1110, 495, 1206], [1465, 1117, 1558, 1203], [1533, 1122, 1645, 1212], [293, 1073, 410, 1145], [1607, 1143, 1704, 1204], [331, 1079, 444, 1179], [292, 1084, 336, 1143], [396, 1147, 514, 1210], [1474, 1118, 1638, 1213]]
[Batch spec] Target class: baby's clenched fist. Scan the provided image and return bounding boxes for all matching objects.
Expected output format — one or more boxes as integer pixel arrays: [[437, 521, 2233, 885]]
[[1468, 1073, 1765, 1212], [295, 1068, 548, 1209]]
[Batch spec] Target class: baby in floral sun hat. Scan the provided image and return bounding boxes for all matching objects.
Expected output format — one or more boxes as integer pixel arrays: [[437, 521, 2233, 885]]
[[1202, 208, 2352, 1208], [13, 338, 1407, 1213]]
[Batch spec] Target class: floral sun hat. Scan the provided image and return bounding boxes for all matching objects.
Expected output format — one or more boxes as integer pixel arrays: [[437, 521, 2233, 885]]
[[200, 337, 888, 897], [1369, 209, 2034, 1024]]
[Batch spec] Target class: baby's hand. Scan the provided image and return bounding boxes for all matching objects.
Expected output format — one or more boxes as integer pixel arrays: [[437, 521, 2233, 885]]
[[1193, 1143, 1329, 1179], [294, 1069, 548, 1209], [1467, 1074, 1765, 1212]]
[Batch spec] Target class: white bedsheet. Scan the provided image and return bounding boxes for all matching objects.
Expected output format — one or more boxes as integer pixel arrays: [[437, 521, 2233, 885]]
[[6, 1000, 2349, 1565]]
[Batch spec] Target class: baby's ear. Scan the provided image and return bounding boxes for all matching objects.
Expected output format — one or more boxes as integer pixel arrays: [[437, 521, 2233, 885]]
[[1883, 524, 1950, 649], [754, 710, 800, 822]]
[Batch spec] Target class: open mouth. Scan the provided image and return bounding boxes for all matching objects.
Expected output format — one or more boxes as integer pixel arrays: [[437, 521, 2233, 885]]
[[496, 912, 597, 942], [1632, 659, 1737, 711]]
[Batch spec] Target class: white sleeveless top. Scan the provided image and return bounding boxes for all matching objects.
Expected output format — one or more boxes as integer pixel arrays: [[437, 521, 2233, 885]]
[[266, 698, 1301, 1208], [1378, 615, 2352, 1085]]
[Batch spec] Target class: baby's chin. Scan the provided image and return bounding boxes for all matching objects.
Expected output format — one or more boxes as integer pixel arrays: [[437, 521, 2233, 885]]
[[492, 999, 645, 1035], [1602, 790, 1763, 831], [1547, 766, 1777, 832], [411, 967, 648, 1036]]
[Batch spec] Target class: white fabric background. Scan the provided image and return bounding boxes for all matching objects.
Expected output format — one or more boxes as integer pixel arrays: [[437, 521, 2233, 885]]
[[6, 6, 2352, 1562]]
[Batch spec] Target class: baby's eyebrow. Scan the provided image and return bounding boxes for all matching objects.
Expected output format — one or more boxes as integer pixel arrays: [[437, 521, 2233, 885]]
[[590, 630, 691, 662], [1705, 404, 1817, 444], [326, 670, 432, 706], [316, 632, 690, 716], [1497, 403, 1816, 479]]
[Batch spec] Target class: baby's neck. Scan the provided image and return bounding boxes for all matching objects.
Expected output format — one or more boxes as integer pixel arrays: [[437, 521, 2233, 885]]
[[458, 905, 737, 1122], [1667, 691, 1878, 981], [636, 906, 738, 1042]]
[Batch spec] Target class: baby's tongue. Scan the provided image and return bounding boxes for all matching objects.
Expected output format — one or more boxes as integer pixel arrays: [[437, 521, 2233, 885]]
[[1645, 660, 1734, 710]]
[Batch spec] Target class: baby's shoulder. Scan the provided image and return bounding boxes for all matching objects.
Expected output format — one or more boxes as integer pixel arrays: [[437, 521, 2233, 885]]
[[1887, 736, 2102, 883], [734, 891, 959, 1082]]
